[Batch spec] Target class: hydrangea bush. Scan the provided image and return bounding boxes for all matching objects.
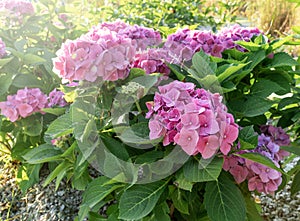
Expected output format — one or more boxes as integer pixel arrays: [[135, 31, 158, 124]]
[[1, 1, 300, 221]]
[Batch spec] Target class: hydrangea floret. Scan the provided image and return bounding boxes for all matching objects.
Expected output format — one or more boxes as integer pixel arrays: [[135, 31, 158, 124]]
[[146, 80, 239, 159]]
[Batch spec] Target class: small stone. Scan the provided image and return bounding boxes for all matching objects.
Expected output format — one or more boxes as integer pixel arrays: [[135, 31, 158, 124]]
[[57, 190, 65, 196]]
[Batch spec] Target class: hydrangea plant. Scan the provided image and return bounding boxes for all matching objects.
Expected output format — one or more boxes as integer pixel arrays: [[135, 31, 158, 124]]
[[0, 1, 300, 221]]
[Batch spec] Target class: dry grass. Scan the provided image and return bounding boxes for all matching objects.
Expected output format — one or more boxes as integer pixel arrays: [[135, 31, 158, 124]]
[[245, 0, 296, 36]]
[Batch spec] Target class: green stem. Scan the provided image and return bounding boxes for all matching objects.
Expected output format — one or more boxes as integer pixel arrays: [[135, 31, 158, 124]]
[[135, 101, 142, 114]]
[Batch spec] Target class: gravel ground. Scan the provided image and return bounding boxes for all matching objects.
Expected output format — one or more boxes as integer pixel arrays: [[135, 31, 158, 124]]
[[1, 154, 299, 221], [258, 156, 300, 221], [0, 158, 83, 221]]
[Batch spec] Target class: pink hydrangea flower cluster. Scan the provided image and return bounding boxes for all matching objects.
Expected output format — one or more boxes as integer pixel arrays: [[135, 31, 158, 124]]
[[0, 38, 6, 58], [0, 88, 48, 122], [96, 20, 162, 50], [223, 125, 290, 195], [132, 48, 171, 77], [0, 0, 34, 17], [0, 88, 68, 122], [53, 27, 136, 82], [47, 89, 67, 108], [146, 81, 239, 159], [164, 25, 263, 63]]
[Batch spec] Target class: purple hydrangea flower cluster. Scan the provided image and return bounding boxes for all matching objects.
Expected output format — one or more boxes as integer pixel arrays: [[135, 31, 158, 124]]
[[0, 37, 6, 58], [96, 20, 162, 50], [47, 89, 67, 108], [0, 0, 34, 17], [164, 25, 263, 63], [53, 28, 136, 82], [132, 48, 171, 78], [146, 81, 239, 159], [217, 24, 263, 52], [0, 88, 48, 122], [163, 29, 194, 63], [223, 125, 290, 195]]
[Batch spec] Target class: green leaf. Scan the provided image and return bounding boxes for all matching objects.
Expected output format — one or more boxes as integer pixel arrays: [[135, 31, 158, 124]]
[[0, 73, 13, 95], [106, 204, 119, 221], [270, 36, 293, 50], [217, 62, 249, 82], [83, 176, 124, 208], [88, 212, 107, 221], [204, 172, 246, 221], [191, 50, 216, 78], [43, 161, 71, 187], [171, 189, 189, 215], [23, 53, 46, 65], [22, 116, 43, 136], [222, 48, 245, 60], [132, 74, 159, 94], [221, 81, 236, 93], [45, 113, 74, 139], [0, 57, 14, 67], [235, 152, 284, 174], [150, 202, 170, 221], [235, 50, 266, 83], [278, 96, 299, 109], [243, 96, 274, 117], [17, 164, 41, 193], [245, 50, 266, 70], [254, 34, 267, 45], [100, 134, 130, 161], [238, 126, 258, 150], [72, 159, 92, 190], [291, 170, 300, 196], [78, 204, 90, 221], [280, 145, 300, 156], [119, 180, 168, 220], [14, 39, 27, 51], [135, 150, 164, 164], [55, 165, 67, 191], [183, 156, 223, 182], [23, 144, 63, 164], [12, 74, 44, 88], [127, 68, 146, 80], [251, 79, 283, 98], [167, 63, 189, 81], [244, 195, 263, 221], [235, 41, 261, 51], [42, 107, 66, 116], [117, 125, 154, 145], [263, 71, 292, 95], [174, 170, 194, 192], [197, 74, 220, 93], [266, 52, 299, 68]]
